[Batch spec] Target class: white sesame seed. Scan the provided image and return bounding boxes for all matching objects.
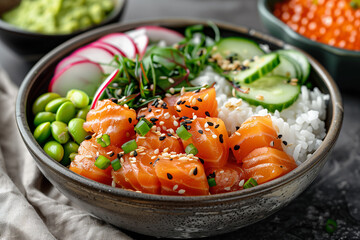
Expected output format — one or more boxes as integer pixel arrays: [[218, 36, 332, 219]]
[[155, 109, 161, 113], [205, 128, 211, 132], [180, 86, 185, 96], [154, 149, 159, 154], [120, 158, 124, 163], [173, 121, 179, 127], [151, 155, 157, 160], [178, 189, 186, 194], [111, 180, 116, 188], [224, 187, 231, 191], [212, 134, 217, 139], [235, 132, 241, 136], [204, 123, 209, 128], [164, 112, 170, 119], [176, 105, 182, 110], [159, 121, 165, 125], [173, 185, 178, 191], [219, 170, 224, 174], [163, 147, 169, 152], [232, 88, 236, 97], [160, 76, 167, 79], [169, 87, 175, 94], [270, 141, 274, 147], [203, 94, 209, 101], [162, 126, 167, 131], [168, 78, 175, 84], [165, 93, 172, 97], [124, 104, 129, 108], [191, 98, 196, 105], [239, 179, 245, 187]]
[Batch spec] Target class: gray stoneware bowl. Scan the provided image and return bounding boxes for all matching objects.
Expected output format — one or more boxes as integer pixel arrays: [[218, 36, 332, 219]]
[[16, 19, 343, 238]]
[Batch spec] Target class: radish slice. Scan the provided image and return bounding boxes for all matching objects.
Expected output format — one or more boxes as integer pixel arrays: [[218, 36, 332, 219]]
[[98, 33, 137, 59], [137, 26, 184, 45], [126, 29, 149, 58], [49, 60, 104, 97], [55, 55, 87, 75], [91, 69, 119, 109], [72, 45, 117, 74], [90, 41, 126, 57]]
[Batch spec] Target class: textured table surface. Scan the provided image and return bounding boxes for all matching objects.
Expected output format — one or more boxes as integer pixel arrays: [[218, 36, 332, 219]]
[[1, 0, 359, 239]]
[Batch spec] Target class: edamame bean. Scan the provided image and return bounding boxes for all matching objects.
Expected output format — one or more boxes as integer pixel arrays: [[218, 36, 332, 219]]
[[33, 112, 56, 126], [56, 101, 76, 123], [32, 92, 60, 115], [43, 141, 64, 162], [68, 118, 88, 144], [33, 122, 51, 144], [45, 98, 70, 113], [66, 89, 90, 109], [51, 121, 70, 144], [75, 105, 90, 120], [60, 141, 79, 166]]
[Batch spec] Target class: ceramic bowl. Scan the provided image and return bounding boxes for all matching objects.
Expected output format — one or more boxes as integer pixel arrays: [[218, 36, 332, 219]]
[[0, 0, 126, 62], [258, 0, 360, 92], [16, 19, 343, 238]]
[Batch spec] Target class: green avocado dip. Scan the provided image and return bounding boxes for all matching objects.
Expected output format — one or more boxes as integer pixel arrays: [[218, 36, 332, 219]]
[[1, 0, 115, 34]]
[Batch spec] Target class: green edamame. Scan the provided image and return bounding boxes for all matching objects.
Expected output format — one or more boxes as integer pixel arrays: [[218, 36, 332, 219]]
[[56, 101, 76, 123], [43, 141, 64, 162], [66, 89, 89, 109], [33, 122, 51, 144], [76, 106, 90, 120], [32, 92, 60, 115], [51, 121, 70, 144], [33, 112, 56, 126], [68, 118, 88, 144], [60, 141, 79, 166], [45, 98, 70, 113]]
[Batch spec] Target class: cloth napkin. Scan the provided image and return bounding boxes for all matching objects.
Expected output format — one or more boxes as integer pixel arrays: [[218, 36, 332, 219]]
[[0, 68, 133, 240]]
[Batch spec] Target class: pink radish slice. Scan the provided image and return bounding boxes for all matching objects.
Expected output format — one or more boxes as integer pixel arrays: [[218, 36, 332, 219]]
[[91, 69, 120, 109], [72, 45, 116, 74], [49, 60, 104, 97], [137, 26, 184, 45], [126, 29, 149, 58], [54, 55, 87, 75], [98, 33, 137, 59], [89, 41, 126, 57]]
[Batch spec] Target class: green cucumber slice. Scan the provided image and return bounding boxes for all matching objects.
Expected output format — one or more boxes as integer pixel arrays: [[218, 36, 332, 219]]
[[235, 75, 301, 112], [231, 53, 280, 84], [214, 37, 264, 61], [277, 50, 310, 84], [271, 54, 302, 80]]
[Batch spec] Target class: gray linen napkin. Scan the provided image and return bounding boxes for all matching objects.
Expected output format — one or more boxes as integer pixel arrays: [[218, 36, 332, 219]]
[[0, 68, 133, 240]]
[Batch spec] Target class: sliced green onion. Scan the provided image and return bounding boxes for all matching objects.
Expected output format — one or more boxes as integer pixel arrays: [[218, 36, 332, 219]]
[[134, 118, 153, 136], [325, 219, 337, 234], [208, 178, 216, 187], [96, 134, 111, 147], [185, 143, 198, 155], [176, 125, 192, 140], [243, 178, 258, 189], [111, 158, 122, 171], [121, 139, 137, 154], [94, 155, 111, 170]]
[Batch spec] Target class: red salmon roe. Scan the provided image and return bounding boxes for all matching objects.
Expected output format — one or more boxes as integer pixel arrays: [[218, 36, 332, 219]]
[[274, 0, 360, 51]]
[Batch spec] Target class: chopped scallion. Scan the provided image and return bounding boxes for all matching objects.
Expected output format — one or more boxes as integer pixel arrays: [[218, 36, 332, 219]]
[[111, 158, 122, 171], [134, 118, 152, 136], [94, 155, 111, 170], [185, 143, 198, 155], [121, 139, 138, 154], [325, 219, 337, 234], [243, 178, 258, 189], [176, 125, 192, 140], [208, 178, 216, 187], [96, 134, 111, 147]]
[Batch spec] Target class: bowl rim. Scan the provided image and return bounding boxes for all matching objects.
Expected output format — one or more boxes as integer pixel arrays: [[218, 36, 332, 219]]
[[16, 18, 344, 204], [0, 0, 126, 37], [258, 0, 360, 57]]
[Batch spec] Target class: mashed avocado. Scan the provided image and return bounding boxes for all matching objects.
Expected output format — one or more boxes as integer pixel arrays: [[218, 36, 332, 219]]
[[1, 0, 115, 34]]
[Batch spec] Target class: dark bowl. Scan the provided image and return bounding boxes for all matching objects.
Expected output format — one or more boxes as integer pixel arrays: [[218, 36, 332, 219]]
[[16, 19, 343, 238], [258, 0, 360, 92], [0, 0, 126, 62]]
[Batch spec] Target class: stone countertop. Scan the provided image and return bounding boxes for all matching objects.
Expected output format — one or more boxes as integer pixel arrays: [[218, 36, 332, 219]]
[[1, 0, 359, 239]]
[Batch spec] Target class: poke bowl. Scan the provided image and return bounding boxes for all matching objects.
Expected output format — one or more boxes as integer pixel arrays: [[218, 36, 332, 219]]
[[16, 19, 343, 238]]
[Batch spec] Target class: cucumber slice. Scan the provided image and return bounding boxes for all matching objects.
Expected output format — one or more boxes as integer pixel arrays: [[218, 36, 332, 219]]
[[271, 54, 302, 80], [235, 75, 301, 112], [214, 37, 264, 61], [277, 50, 310, 84], [231, 53, 280, 84]]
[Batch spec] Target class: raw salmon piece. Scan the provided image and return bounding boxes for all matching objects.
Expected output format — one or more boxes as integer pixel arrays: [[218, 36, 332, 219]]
[[242, 147, 297, 184], [154, 153, 209, 196], [83, 99, 137, 147], [181, 117, 229, 168], [137, 96, 180, 133], [112, 153, 161, 194], [136, 131, 184, 154], [206, 163, 247, 194], [69, 138, 121, 185], [176, 87, 218, 118], [229, 115, 282, 163]]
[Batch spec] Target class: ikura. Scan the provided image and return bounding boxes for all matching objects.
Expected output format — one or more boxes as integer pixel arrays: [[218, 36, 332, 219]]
[[274, 0, 360, 51]]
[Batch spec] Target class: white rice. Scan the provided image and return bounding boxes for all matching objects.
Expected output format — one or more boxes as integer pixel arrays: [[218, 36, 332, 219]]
[[191, 67, 329, 165]]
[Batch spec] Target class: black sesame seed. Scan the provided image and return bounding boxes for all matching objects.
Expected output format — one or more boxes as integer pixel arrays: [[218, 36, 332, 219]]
[[207, 122, 214, 126], [208, 172, 216, 179], [205, 111, 210, 117], [184, 120, 192, 124], [235, 126, 240, 131], [176, 109, 181, 112], [85, 135, 92, 140], [128, 118, 132, 123], [154, 102, 159, 108], [152, 158, 160, 167], [181, 101, 186, 104], [180, 116, 189, 120], [149, 162, 153, 165], [193, 167, 198, 176], [170, 158, 173, 161], [133, 150, 138, 157], [185, 105, 191, 108], [162, 103, 168, 109], [282, 141, 288, 146], [234, 145, 240, 150], [117, 153, 124, 159], [148, 108, 152, 112], [110, 98, 118, 104], [151, 99, 159, 106], [186, 125, 191, 130], [199, 158, 205, 164], [219, 134, 224, 143], [167, 133, 173, 137], [278, 134, 283, 139], [198, 130, 204, 134], [150, 117, 159, 122], [109, 152, 114, 157], [159, 136, 166, 141], [177, 100, 182, 105], [280, 165, 283, 168], [137, 115, 145, 120], [194, 89, 200, 93], [167, 173, 173, 180], [192, 106, 199, 110], [197, 98, 203, 102]]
